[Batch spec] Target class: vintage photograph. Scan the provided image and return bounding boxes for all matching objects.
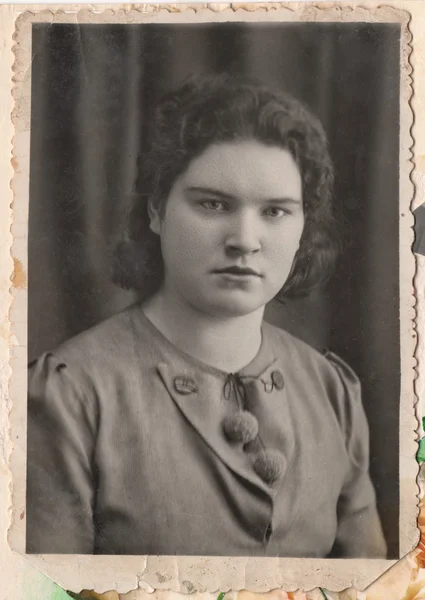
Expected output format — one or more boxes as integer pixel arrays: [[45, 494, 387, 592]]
[[23, 18, 403, 559]]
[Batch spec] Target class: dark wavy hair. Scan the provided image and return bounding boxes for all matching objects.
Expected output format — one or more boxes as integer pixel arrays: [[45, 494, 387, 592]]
[[113, 73, 338, 300]]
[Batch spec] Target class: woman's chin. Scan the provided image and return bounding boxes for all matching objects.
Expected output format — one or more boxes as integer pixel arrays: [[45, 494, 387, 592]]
[[197, 293, 269, 319]]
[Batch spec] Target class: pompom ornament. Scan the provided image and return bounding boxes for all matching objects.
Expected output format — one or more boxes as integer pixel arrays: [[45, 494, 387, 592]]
[[253, 449, 287, 485], [222, 411, 259, 444]]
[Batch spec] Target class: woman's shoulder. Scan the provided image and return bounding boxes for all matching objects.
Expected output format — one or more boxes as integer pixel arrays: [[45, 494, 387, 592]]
[[263, 321, 362, 428], [29, 303, 148, 382], [263, 320, 357, 381]]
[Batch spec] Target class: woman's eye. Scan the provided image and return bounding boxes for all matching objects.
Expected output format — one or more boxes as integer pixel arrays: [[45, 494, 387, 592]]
[[264, 206, 288, 218], [200, 200, 227, 211]]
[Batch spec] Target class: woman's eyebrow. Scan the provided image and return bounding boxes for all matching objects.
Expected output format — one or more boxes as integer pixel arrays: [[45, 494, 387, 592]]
[[185, 186, 235, 200], [185, 186, 301, 204]]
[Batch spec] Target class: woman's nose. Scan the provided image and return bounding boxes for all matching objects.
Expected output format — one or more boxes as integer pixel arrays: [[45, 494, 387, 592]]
[[224, 213, 262, 255]]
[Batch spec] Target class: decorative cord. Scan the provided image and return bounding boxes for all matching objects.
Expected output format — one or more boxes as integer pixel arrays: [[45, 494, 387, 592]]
[[223, 371, 275, 408], [223, 373, 247, 409]]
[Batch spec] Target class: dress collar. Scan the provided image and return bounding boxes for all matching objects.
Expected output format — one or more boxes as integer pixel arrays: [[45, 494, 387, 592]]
[[128, 305, 295, 500]]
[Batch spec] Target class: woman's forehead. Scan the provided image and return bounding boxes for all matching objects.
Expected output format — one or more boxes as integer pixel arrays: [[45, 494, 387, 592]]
[[179, 140, 303, 201]]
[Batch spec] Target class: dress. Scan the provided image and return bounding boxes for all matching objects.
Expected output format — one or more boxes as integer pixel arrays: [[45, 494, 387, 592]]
[[26, 303, 387, 557]]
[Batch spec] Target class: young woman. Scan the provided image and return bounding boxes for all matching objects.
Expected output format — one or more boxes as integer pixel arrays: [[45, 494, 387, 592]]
[[27, 74, 387, 557]]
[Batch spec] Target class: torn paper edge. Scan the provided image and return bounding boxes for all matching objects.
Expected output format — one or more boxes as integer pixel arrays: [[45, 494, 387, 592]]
[[5, 2, 419, 594]]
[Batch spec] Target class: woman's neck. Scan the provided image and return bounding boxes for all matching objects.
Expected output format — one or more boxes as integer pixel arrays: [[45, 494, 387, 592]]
[[142, 288, 264, 373]]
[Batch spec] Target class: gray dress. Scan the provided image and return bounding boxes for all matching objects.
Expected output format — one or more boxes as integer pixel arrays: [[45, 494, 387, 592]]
[[26, 303, 387, 556]]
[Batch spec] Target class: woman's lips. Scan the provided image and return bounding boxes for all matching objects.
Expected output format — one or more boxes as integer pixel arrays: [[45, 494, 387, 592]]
[[214, 266, 262, 277]]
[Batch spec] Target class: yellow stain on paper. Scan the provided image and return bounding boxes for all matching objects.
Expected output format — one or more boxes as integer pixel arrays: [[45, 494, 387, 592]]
[[11, 256, 26, 289]]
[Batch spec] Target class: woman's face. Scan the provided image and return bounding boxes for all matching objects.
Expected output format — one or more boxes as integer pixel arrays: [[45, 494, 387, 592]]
[[149, 140, 304, 318]]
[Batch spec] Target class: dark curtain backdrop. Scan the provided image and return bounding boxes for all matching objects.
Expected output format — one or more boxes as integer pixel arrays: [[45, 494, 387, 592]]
[[29, 23, 401, 557]]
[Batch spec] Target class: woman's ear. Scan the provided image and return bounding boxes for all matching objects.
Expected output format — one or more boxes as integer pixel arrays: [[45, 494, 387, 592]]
[[148, 197, 161, 235]]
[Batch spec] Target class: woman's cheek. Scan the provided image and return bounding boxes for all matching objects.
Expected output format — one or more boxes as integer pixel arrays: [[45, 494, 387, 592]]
[[187, 219, 223, 254]]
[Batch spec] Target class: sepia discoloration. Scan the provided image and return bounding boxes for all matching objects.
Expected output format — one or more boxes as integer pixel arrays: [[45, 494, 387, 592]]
[[1, 2, 421, 597]]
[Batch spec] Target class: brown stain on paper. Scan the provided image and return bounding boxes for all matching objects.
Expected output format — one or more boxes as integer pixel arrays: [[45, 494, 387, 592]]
[[11, 257, 26, 289]]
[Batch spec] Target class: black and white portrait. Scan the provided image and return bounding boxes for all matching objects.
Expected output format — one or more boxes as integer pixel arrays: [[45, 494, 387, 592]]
[[24, 17, 403, 561]]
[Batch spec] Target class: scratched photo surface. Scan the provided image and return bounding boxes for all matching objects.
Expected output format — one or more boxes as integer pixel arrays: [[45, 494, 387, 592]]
[[26, 22, 400, 558]]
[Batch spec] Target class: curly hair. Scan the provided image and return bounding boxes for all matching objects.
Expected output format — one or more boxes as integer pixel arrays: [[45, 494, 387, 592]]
[[113, 73, 338, 300]]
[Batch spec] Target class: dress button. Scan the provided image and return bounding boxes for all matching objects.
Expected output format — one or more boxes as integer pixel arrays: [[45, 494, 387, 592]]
[[173, 376, 197, 395], [271, 370, 285, 390]]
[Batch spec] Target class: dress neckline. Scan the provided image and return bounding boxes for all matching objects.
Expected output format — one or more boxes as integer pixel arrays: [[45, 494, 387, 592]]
[[135, 302, 273, 378]]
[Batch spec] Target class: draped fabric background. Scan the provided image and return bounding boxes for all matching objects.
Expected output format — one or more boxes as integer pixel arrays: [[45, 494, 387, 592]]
[[29, 23, 401, 557]]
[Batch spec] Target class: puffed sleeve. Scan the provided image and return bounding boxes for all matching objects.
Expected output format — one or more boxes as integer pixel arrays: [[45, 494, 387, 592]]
[[325, 351, 387, 558], [27, 352, 98, 553]]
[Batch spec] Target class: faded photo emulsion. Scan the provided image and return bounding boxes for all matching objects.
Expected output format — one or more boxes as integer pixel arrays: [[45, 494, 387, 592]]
[[25, 21, 401, 559]]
